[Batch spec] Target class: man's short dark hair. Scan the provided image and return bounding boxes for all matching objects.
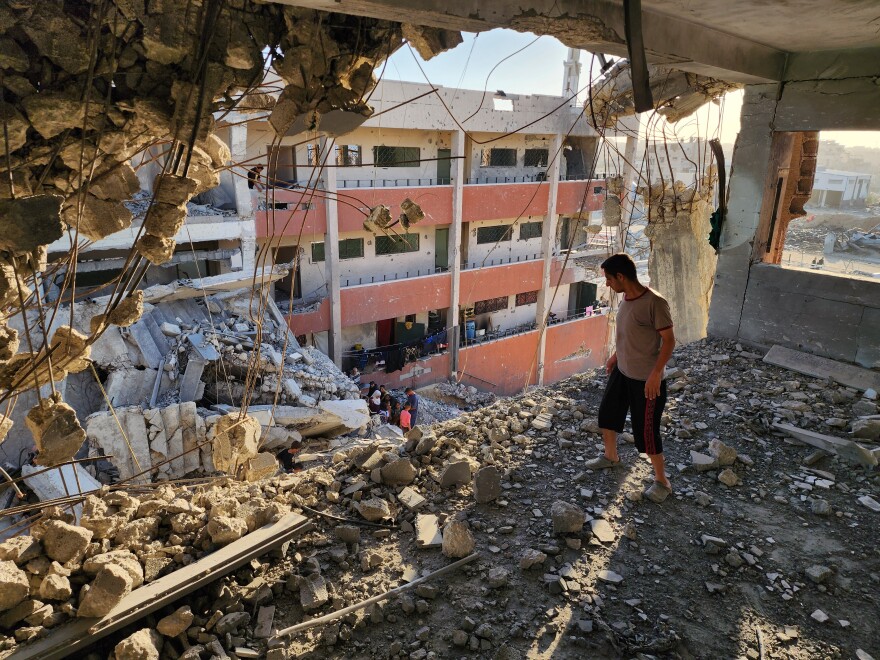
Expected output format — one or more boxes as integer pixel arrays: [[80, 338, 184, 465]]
[[601, 253, 637, 281]]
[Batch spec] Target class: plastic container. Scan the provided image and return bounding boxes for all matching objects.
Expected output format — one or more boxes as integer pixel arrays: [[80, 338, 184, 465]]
[[465, 320, 476, 340]]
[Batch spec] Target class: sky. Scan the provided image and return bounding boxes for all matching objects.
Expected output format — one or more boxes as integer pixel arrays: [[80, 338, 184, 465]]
[[385, 29, 879, 151], [384, 29, 743, 147]]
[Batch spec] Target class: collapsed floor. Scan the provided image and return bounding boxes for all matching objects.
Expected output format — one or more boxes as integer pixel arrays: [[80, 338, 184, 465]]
[[1, 338, 877, 659]]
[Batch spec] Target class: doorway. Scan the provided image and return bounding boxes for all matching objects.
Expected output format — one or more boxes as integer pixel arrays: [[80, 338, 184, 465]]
[[376, 318, 394, 347], [437, 148, 451, 184], [435, 227, 449, 271]]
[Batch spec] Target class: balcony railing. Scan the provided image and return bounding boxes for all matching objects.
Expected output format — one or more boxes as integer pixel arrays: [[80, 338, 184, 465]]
[[338, 178, 451, 188], [461, 253, 542, 270], [341, 266, 448, 288], [466, 173, 607, 185], [460, 306, 608, 347]]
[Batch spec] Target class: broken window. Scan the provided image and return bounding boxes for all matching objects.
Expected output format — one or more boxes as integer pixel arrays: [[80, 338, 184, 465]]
[[336, 145, 362, 167], [773, 130, 880, 280], [515, 290, 539, 306], [307, 143, 320, 167], [339, 238, 364, 260], [480, 148, 517, 167], [476, 225, 513, 244], [376, 232, 420, 255], [524, 148, 549, 168], [311, 242, 325, 262], [519, 221, 543, 240], [474, 296, 509, 314], [373, 146, 419, 168]]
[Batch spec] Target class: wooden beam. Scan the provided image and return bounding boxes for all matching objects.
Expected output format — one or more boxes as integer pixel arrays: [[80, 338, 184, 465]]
[[10, 513, 313, 660]]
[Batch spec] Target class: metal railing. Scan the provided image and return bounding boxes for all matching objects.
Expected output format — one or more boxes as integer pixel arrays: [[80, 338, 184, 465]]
[[460, 306, 608, 347], [341, 266, 448, 288], [338, 178, 451, 188], [466, 173, 607, 185], [461, 253, 541, 270]]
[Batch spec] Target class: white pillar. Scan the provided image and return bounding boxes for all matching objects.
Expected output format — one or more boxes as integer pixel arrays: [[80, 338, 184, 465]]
[[618, 134, 638, 254], [448, 129, 465, 375], [228, 119, 256, 272], [535, 133, 563, 386], [321, 137, 343, 367]]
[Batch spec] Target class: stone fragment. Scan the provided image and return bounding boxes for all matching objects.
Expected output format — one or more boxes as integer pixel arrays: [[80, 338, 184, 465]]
[[0, 195, 64, 254], [380, 458, 417, 485], [38, 574, 72, 601], [397, 487, 426, 511], [691, 451, 718, 472], [157, 605, 194, 637], [300, 574, 328, 611], [211, 412, 261, 474], [137, 234, 176, 265], [26, 395, 87, 466], [83, 551, 144, 588], [207, 516, 248, 545], [487, 567, 509, 588], [590, 518, 615, 543], [857, 495, 880, 512], [852, 419, 880, 441], [708, 439, 737, 466], [416, 514, 443, 549], [519, 549, 547, 570], [473, 465, 501, 503], [442, 519, 475, 558], [354, 498, 391, 522], [597, 569, 624, 584], [106, 290, 144, 327], [0, 561, 29, 612], [41, 520, 93, 564], [215, 611, 251, 634], [811, 609, 829, 623], [243, 452, 279, 481], [551, 500, 585, 534], [77, 564, 133, 618], [805, 565, 833, 584], [439, 459, 471, 487], [717, 468, 740, 487], [63, 194, 133, 242], [114, 628, 163, 660], [0, 536, 43, 564], [335, 525, 360, 545]]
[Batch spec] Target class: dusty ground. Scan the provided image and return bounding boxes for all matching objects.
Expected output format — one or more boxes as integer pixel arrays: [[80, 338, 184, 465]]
[[76, 339, 879, 660], [265, 339, 880, 660]]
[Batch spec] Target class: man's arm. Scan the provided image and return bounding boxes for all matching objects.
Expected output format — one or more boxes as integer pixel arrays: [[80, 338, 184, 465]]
[[644, 327, 675, 399], [605, 351, 617, 374]]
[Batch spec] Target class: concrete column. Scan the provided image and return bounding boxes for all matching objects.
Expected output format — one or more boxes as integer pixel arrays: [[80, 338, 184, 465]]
[[321, 137, 343, 367], [447, 129, 465, 375], [535, 133, 563, 386], [618, 134, 638, 253], [707, 84, 779, 339], [228, 119, 256, 273]]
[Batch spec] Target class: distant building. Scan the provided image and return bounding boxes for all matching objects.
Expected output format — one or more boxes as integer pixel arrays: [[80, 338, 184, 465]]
[[809, 167, 872, 208]]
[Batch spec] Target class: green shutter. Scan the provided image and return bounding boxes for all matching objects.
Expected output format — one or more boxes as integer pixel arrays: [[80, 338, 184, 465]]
[[311, 242, 325, 262], [338, 238, 364, 260], [376, 232, 420, 255]]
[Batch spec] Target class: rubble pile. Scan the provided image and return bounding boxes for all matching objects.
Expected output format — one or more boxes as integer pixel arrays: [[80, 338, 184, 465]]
[[149, 337, 874, 660], [1, 338, 877, 659], [0, 475, 305, 653], [434, 381, 497, 409]]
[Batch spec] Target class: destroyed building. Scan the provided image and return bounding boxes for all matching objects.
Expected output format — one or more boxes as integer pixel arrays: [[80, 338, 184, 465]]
[[0, 0, 878, 658]]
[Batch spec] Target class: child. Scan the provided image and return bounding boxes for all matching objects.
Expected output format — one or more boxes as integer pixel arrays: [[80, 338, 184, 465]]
[[399, 403, 412, 433], [276, 440, 302, 473]]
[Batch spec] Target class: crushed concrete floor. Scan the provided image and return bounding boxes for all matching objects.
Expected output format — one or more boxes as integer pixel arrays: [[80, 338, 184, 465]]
[[2, 338, 879, 659]]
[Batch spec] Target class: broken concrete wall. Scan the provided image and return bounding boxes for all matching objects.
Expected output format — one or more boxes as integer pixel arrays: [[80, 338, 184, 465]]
[[709, 69, 880, 367], [642, 173, 718, 345]]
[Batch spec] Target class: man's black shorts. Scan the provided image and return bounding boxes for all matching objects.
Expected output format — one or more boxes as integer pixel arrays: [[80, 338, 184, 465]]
[[597, 366, 666, 455]]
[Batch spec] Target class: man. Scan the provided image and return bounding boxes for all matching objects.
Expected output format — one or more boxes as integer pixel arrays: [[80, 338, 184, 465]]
[[404, 387, 419, 427], [247, 164, 265, 192], [586, 253, 676, 503], [277, 441, 302, 473]]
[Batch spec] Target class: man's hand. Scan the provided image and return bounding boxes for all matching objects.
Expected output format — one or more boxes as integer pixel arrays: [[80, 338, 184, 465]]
[[605, 353, 617, 375], [645, 370, 663, 400]]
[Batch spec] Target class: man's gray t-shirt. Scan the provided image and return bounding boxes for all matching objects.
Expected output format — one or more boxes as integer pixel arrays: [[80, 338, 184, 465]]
[[615, 288, 673, 381]]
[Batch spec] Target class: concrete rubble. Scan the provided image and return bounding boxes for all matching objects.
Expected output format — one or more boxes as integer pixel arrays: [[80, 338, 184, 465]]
[[0, 338, 876, 658]]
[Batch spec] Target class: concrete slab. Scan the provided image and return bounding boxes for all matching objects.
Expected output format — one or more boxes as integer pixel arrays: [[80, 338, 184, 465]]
[[764, 345, 880, 392]]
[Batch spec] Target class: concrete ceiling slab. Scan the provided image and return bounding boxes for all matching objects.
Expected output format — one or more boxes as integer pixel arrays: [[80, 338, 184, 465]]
[[271, 0, 879, 83]]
